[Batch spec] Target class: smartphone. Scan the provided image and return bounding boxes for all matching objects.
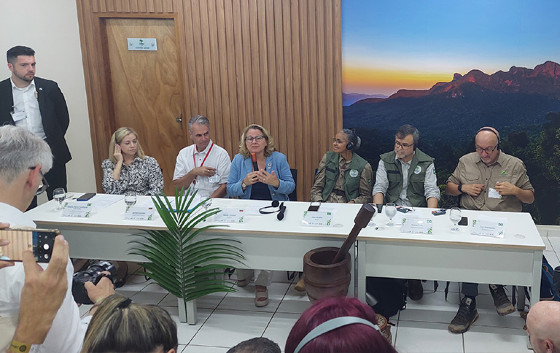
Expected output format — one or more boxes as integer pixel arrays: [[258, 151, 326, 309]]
[[432, 209, 446, 216], [0, 229, 60, 262], [77, 193, 96, 201], [458, 216, 468, 226], [308, 202, 321, 212], [397, 206, 412, 213]]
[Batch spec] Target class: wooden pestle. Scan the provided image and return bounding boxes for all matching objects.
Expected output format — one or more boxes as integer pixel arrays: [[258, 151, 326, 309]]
[[331, 203, 376, 264]]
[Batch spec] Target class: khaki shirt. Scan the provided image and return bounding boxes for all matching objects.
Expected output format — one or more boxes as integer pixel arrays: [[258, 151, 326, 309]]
[[310, 153, 373, 204], [448, 151, 534, 212]]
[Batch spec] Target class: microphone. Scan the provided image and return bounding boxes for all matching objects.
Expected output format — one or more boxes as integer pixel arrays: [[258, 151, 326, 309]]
[[277, 202, 287, 220], [251, 153, 259, 171]]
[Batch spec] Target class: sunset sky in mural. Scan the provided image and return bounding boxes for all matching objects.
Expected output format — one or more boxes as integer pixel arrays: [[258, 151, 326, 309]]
[[342, 0, 560, 96]]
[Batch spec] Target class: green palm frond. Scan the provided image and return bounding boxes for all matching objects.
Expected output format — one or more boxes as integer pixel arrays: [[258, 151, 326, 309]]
[[129, 188, 245, 302]]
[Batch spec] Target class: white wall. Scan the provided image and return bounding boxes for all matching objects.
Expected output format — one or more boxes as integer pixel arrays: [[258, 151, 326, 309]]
[[0, 0, 96, 195]]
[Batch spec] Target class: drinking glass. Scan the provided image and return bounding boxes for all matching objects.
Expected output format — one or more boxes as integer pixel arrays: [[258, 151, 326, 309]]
[[203, 198, 213, 210], [124, 193, 137, 210], [385, 202, 397, 226], [449, 207, 462, 232], [53, 188, 66, 210], [367, 203, 377, 227]]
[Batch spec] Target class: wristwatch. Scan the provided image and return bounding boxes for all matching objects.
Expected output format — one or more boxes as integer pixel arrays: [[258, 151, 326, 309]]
[[241, 181, 247, 190], [457, 184, 463, 194]]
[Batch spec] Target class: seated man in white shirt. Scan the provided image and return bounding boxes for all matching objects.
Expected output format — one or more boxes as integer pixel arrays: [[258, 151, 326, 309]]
[[0, 125, 114, 353], [173, 115, 231, 198]]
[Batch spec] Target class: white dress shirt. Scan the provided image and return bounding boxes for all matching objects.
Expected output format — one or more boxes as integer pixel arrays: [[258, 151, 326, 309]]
[[0, 202, 86, 353], [173, 140, 231, 198], [11, 79, 46, 139]]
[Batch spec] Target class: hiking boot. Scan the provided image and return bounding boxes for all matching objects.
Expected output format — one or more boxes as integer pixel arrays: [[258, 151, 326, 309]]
[[407, 279, 423, 300], [448, 297, 479, 334], [295, 277, 306, 292], [489, 284, 515, 316]]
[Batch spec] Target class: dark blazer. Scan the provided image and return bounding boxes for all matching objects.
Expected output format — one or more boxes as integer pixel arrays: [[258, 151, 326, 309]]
[[0, 77, 71, 164]]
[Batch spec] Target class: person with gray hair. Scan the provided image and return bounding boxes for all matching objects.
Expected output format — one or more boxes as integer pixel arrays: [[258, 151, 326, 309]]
[[372, 124, 439, 210], [372, 124, 440, 301], [0, 125, 114, 352], [173, 115, 231, 198]]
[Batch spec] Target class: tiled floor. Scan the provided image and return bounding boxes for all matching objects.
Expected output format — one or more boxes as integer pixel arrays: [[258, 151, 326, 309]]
[[79, 233, 560, 353]]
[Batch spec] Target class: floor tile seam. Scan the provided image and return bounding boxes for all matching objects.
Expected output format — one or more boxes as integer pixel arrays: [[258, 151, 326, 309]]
[[183, 296, 225, 347], [261, 277, 298, 335]]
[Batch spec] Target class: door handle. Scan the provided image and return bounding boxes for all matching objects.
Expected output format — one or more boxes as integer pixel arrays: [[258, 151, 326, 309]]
[[176, 115, 182, 123]]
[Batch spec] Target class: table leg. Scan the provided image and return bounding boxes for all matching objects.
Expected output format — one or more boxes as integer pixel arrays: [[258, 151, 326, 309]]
[[530, 251, 543, 308], [357, 240, 366, 302]]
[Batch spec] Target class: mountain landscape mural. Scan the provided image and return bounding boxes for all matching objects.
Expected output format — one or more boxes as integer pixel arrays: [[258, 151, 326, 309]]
[[344, 61, 560, 142], [342, 61, 560, 224]]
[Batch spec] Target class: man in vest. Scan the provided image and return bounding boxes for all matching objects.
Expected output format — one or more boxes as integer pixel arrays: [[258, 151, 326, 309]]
[[372, 124, 440, 300], [446, 127, 534, 334]]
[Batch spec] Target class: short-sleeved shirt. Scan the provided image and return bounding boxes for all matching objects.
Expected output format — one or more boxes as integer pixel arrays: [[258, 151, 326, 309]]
[[173, 140, 231, 198], [447, 151, 534, 212]]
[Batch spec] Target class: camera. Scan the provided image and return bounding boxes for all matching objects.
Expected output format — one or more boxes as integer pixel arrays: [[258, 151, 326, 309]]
[[72, 261, 116, 304]]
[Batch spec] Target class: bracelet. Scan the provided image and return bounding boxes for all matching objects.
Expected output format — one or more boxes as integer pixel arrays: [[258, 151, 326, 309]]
[[457, 184, 463, 194], [10, 340, 31, 353]]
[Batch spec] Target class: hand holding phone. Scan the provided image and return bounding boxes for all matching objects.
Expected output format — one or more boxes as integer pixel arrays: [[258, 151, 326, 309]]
[[0, 229, 60, 262], [17, 234, 69, 344]]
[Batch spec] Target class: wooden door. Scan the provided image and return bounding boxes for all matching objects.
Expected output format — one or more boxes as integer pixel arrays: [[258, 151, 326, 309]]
[[104, 18, 185, 195]]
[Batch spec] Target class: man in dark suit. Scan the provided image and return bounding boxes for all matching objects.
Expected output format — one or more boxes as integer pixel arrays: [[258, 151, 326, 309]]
[[0, 46, 71, 206]]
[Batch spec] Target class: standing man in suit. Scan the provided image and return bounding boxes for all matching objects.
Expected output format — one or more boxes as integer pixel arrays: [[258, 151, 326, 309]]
[[0, 46, 71, 206]]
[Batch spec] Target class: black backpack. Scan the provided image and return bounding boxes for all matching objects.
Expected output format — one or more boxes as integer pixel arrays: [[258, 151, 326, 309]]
[[366, 276, 407, 318]]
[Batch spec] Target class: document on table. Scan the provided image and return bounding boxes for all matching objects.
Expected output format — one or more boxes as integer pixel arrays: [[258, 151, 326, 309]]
[[88, 194, 124, 208]]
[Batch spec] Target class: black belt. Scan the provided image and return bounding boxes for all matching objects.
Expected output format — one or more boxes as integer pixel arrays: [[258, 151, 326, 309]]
[[332, 189, 346, 197]]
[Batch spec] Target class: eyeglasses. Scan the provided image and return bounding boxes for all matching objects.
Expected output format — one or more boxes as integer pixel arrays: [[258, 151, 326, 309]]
[[29, 167, 49, 196], [475, 145, 498, 154], [246, 136, 265, 142], [332, 138, 347, 144], [395, 141, 413, 149]]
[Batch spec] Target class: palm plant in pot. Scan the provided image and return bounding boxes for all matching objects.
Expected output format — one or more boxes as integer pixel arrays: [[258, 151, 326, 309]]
[[129, 188, 244, 324]]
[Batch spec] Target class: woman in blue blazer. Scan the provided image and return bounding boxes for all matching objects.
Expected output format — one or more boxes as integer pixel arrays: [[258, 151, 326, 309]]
[[227, 124, 295, 307], [227, 124, 295, 200]]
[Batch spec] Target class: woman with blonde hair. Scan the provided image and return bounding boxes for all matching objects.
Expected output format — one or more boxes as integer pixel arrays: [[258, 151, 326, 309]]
[[81, 294, 178, 353], [227, 124, 295, 201], [101, 127, 163, 195]]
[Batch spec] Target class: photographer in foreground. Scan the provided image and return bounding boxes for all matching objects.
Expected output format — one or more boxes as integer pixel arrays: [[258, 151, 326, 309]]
[[0, 125, 114, 352]]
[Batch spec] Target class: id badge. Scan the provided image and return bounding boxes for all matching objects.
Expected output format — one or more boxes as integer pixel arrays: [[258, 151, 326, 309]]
[[488, 187, 502, 199], [11, 111, 26, 122]]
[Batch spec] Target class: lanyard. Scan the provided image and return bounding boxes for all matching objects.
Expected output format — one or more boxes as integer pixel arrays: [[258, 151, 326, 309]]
[[192, 142, 214, 184]]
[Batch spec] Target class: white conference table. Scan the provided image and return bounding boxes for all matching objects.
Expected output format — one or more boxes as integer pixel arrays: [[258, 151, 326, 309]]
[[26, 195, 360, 290], [356, 208, 545, 308], [26, 195, 545, 309]]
